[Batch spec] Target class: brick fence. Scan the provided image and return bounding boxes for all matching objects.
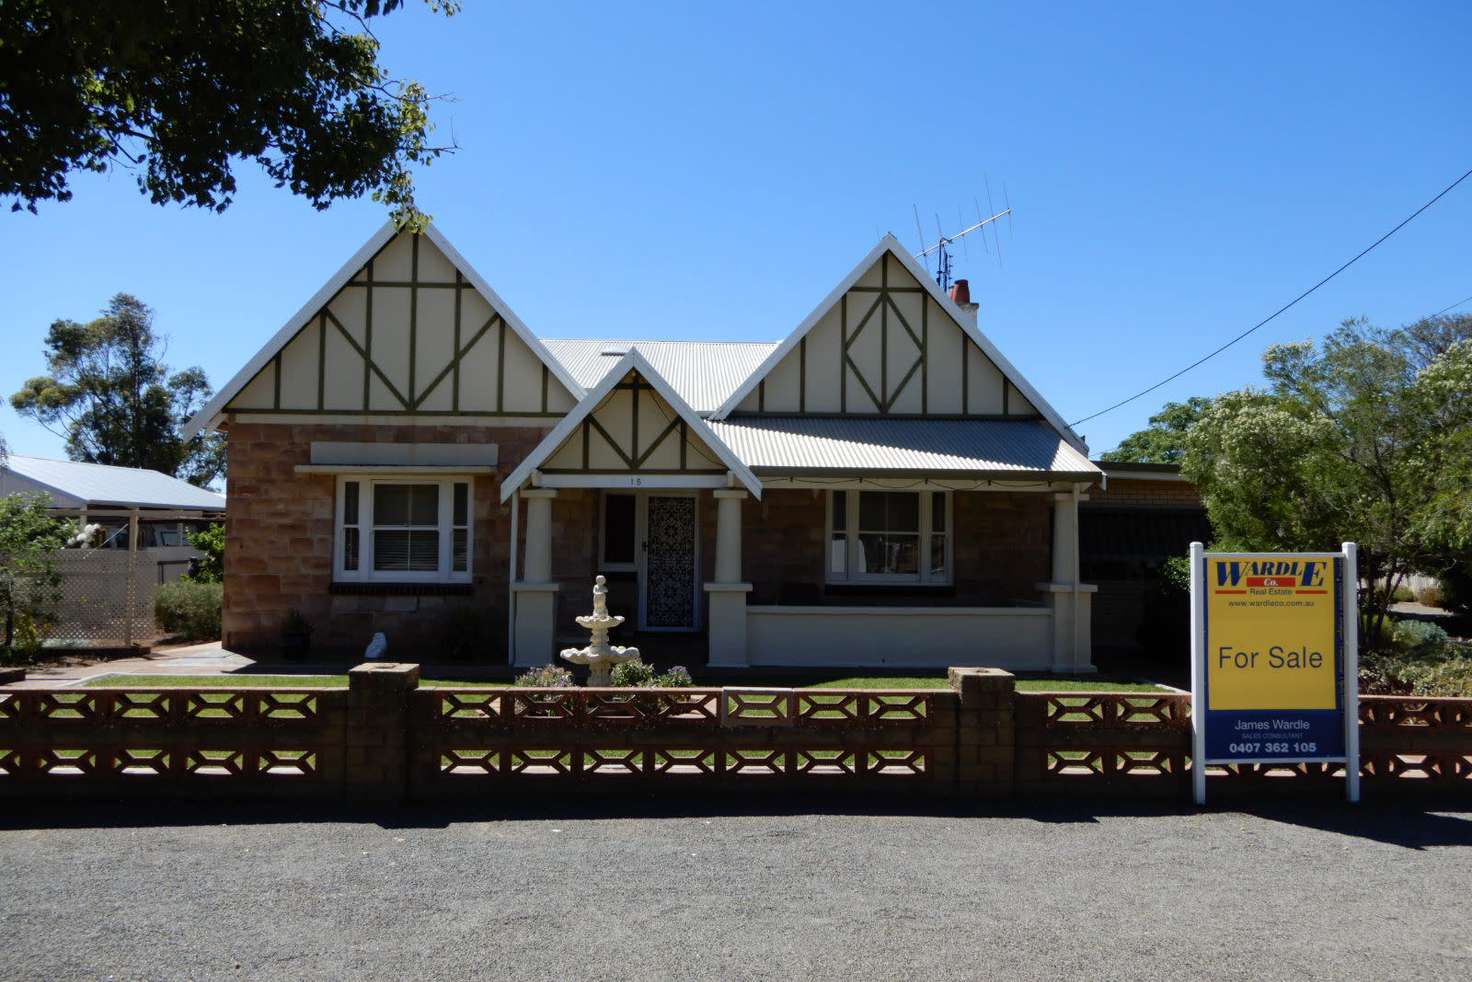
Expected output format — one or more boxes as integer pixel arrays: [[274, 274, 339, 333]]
[[2, 665, 1468, 801]]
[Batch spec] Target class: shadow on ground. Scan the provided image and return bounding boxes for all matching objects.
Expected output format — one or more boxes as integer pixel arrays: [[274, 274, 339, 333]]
[[5, 792, 1470, 848]]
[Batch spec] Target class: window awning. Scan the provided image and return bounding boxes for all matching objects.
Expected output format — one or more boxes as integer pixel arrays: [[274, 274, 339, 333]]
[[707, 417, 1103, 481]]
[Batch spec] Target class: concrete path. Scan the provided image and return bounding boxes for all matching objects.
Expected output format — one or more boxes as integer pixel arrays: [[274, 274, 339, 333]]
[[8, 641, 255, 688], [1, 797, 1469, 980]]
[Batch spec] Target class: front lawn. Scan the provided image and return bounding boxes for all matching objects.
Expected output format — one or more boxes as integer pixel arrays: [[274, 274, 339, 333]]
[[84, 674, 485, 688], [85, 673, 1166, 692], [804, 676, 1165, 692]]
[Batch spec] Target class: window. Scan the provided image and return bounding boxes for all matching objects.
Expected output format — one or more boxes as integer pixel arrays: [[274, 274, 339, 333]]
[[335, 477, 472, 583], [600, 492, 637, 570], [827, 489, 950, 584]]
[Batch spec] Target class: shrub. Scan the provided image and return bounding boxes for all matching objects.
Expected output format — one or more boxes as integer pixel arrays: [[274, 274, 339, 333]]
[[609, 658, 658, 687], [1392, 619, 1450, 656], [0, 492, 67, 659], [1413, 583, 1444, 608], [154, 580, 222, 641], [1391, 584, 1416, 603], [655, 665, 693, 687], [514, 664, 573, 687], [609, 658, 693, 687], [1362, 619, 1472, 697]]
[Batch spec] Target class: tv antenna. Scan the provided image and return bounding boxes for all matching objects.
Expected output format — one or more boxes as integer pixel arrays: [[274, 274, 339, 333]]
[[913, 194, 1012, 292]]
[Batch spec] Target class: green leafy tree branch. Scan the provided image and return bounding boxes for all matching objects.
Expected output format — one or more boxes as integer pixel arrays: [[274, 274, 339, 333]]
[[0, 0, 460, 227]]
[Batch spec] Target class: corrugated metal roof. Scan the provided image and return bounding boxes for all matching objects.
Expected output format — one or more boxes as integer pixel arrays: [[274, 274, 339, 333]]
[[541, 339, 777, 415], [706, 417, 1103, 478], [0, 455, 226, 510]]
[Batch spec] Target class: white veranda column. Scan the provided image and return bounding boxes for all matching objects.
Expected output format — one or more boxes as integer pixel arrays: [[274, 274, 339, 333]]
[[1037, 488, 1096, 673], [522, 489, 557, 582], [1052, 491, 1078, 585], [714, 489, 744, 583], [513, 489, 560, 666], [705, 488, 753, 668]]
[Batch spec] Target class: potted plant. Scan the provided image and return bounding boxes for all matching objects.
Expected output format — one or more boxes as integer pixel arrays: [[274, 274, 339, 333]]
[[280, 608, 314, 661]]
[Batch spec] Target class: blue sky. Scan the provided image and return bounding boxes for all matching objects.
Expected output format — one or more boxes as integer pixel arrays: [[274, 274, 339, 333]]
[[2, 1, 1469, 460]]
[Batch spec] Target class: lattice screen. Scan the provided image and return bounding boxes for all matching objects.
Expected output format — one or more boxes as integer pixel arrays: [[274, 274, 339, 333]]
[[39, 550, 162, 647]]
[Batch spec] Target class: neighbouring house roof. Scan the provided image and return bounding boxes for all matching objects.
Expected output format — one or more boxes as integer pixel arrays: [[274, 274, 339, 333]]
[[541, 339, 778, 415], [499, 349, 763, 502], [1093, 460, 1191, 483], [0, 455, 226, 510], [708, 234, 1088, 454], [706, 417, 1102, 480], [183, 221, 589, 438]]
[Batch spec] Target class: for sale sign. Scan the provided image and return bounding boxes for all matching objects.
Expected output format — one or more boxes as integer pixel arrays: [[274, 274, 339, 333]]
[[1189, 544, 1361, 804]]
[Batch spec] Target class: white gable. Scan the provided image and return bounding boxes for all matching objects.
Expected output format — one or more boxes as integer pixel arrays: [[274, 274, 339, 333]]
[[712, 235, 1085, 452], [185, 223, 586, 436]]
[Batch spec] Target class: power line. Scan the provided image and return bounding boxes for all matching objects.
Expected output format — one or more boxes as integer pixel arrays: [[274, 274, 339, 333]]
[[1070, 166, 1472, 428], [1432, 292, 1472, 317]]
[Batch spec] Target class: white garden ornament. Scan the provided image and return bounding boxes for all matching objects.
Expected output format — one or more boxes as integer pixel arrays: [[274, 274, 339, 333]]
[[560, 575, 640, 685]]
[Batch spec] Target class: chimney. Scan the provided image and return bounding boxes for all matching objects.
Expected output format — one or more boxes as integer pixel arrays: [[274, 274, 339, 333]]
[[949, 278, 979, 325]]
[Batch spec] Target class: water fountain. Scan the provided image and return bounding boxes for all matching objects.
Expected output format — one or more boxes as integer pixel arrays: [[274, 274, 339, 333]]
[[560, 575, 640, 685]]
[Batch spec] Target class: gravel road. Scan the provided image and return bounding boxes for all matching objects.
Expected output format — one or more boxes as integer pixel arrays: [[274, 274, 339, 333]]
[[2, 796, 1469, 981]]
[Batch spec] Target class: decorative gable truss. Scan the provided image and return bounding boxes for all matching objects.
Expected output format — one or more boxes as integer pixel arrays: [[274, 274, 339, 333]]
[[714, 236, 1085, 452], [186, 223, 584, 436], [501, 350, 761, 500]]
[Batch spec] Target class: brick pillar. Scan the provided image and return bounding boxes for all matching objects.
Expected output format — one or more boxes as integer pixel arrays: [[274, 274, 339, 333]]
[[948, 666, 1016, 798], [344, 662, 420, 801]]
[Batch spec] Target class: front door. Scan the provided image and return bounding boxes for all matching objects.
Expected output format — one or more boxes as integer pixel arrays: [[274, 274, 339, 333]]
[[640, 494, 699, 631]]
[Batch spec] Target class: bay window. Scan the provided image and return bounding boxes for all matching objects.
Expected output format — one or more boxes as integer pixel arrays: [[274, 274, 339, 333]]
[[334, 477, 472, 583], [827, 489, 950, 584]]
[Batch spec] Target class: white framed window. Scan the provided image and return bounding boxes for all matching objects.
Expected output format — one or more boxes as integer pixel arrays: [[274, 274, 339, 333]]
[[826, 489, 950, 585], [599, 491, 637, 572], [334, 477, 472, 583]]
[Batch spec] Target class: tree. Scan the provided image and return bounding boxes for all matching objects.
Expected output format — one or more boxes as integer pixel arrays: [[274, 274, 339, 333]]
[[1099, 397, 1212, 464], [1182, 317, 1472, 643], [10, 294, 225, 487], [1, 1, 458, 226], [184, 523, 225, 584], [0, 493, 68, 659]]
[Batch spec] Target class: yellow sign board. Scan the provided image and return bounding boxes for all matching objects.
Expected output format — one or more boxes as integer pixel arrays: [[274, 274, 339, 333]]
[[1205, 556, 1338, 711]]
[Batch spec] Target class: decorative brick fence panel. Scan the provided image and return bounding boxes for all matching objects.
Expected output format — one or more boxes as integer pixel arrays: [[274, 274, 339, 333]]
[[3, 666, 1470, 802], [408, 667, 1016, 797], [1015, 691, 1472, 795], [1014, 691, 1192, 796], [0, 686, 350, 797]]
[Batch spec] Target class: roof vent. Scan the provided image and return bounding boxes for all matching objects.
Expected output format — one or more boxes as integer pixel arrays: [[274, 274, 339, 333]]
[[599, 346, 628, 357]]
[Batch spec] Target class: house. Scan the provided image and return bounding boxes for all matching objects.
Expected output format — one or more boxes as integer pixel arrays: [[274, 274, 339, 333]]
[[186, 223, 1104, 671], [0, 455, 226, 645], [0, 454, 224, 552]]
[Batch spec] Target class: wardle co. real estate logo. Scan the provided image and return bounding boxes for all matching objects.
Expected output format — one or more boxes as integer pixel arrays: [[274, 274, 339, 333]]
[[1203, 556, 1344, 760]]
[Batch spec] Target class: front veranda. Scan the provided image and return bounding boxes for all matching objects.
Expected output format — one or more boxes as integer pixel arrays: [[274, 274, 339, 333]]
[[508, 479, 1097, 673]]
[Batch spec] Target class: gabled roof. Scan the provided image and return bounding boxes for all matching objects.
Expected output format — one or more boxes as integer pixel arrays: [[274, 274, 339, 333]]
[[183, 222, 588, 438], [499, 349, 762, 502], [541, 339, 777, 414], [0, 455, 226, 510], [708, 417, 1100, 480], [710, 234, 1087, 453]]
